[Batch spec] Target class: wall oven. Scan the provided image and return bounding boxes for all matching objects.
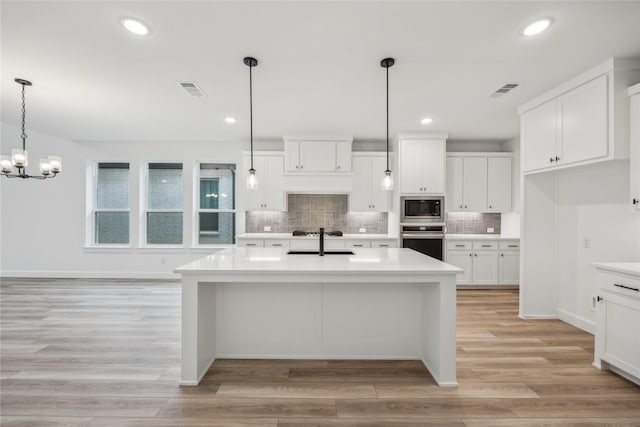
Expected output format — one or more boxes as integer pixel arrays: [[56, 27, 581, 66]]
[[401, 224, 445, 261], [401, 196, 444, 223]]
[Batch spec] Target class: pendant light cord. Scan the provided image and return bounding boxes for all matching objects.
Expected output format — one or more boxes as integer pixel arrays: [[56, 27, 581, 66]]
[[386, 64, 389, 172], [21, 83, 27, 151], [249, 62, 254, 171]]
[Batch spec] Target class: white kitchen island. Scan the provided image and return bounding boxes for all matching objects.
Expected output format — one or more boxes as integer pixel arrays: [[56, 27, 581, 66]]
[[174, 247, 462, 386]]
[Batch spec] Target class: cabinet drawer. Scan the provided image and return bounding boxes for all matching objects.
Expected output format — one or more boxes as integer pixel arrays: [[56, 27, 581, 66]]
[[598, 271, 640, 300], [344, 240, 371, 248], [473, 241, 498, 250], [499, 241, 520, 250], [265, 239, 290, 248], [289, 239, 318, 250], [371, 240, 397, 248], [447, 241, 472, 250], [238, 239, 264, 247]]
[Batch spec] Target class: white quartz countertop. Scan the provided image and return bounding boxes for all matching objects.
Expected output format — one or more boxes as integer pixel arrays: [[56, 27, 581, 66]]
[[445, 234, 520, 240], [236, 233, 398, 240], [175, 247, 461, 275], [593, 262, 640, 277]]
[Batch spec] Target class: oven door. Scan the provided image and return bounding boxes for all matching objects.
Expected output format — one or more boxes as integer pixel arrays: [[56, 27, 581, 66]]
[[401, 234, 444, 261]]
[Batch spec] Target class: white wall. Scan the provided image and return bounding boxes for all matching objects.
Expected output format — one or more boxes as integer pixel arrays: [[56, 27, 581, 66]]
[[556, 160, 640, 332], [0, 123, 252, 278]]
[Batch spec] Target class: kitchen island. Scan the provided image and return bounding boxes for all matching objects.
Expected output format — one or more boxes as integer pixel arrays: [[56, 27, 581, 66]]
[[175, 247, 461, 386]]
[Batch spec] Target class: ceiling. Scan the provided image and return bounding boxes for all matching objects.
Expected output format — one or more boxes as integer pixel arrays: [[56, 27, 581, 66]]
[[1, 1, 640, 144]]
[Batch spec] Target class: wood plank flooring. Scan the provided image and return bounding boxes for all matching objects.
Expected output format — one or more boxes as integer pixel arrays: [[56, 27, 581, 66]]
[[1, 279, 639, 426]]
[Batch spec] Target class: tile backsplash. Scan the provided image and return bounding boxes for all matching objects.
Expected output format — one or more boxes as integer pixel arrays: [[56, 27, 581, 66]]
[[246, 194, 388, 234], [445, 212, 501, 234]]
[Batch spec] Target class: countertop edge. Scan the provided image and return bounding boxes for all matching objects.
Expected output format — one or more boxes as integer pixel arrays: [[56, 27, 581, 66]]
[[593, 262, 640, 277]]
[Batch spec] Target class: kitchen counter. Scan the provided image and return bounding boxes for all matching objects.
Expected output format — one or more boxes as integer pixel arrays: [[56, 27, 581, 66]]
[[175, 247, 461, 387], [445, 234, 519, 240], [592, 262, 640, 277], [237, 233, 398, 240]]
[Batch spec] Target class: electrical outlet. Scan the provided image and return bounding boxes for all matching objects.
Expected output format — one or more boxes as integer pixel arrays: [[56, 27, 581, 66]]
[[263, 226, 271, 232], [487, 227, 494, 233], [160, 257, 166, 265], [359, 227, 366, 233], [583, 237, 591, 248]]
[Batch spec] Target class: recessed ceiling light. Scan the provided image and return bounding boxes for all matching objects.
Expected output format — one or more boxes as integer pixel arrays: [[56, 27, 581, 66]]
[[523, 18, 552, 36], [225, 117, 237, 124], [420, 117, 433, 125], [121, 18, 149, 36]]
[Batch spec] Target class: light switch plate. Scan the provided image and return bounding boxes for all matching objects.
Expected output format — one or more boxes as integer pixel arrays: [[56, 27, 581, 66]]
[[359, 228, 366, 233], [264, 226, 271, 232], [487, 227, 494, 233]]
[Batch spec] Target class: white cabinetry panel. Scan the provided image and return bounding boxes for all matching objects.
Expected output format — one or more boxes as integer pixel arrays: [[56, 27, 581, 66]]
[[462, 157, 487, 212], [629, 86, 640, 210], [399, 136, 446, 194], [522, 100, 558, 172], [351, 154, 390, 212], [487, 157, 512, 212]]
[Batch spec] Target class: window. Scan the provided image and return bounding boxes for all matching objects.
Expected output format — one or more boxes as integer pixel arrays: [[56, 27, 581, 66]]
[[94, 163, 130, 244], [198, 163, 235, 245], [146, 163, 183, 245]]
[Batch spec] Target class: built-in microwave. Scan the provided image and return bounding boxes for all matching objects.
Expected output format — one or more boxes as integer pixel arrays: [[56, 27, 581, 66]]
[[400, 196, 444, 223]]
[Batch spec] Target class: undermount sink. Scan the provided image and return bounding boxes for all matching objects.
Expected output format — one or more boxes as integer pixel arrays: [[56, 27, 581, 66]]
[[287, 250, 355, 255]]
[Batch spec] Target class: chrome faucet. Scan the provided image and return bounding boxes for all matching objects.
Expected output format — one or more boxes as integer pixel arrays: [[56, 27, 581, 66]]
[[319, 227, 325, 256]]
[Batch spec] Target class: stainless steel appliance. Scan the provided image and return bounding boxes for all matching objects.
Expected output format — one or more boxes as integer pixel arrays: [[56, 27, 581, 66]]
[[400, 196, 444, 223], [401, 224, 445, 261]]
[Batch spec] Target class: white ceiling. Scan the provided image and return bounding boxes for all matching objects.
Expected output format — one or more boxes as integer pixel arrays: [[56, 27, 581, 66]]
[[1, 1, 640, 144]]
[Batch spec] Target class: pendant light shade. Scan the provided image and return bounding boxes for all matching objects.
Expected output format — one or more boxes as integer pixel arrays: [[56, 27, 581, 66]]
[[244, 56, 259, 190], [380, 58, 394, 191]]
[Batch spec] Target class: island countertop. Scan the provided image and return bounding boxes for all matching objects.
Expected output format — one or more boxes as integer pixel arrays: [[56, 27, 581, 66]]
[[175, 247, 462, 275]]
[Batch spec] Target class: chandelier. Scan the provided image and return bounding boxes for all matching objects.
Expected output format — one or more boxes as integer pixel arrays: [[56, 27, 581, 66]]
[[1, 78, 61, 179]]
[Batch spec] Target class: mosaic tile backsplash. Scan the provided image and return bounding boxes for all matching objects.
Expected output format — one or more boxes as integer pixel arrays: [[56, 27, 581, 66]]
[[246, 194, 388, 234], [445, 212, 501, 234]]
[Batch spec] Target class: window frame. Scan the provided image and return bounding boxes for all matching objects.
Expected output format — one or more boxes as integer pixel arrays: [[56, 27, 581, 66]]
[[192, 161, 237, 248], [141, 162, 185, 248], [86, 161, 132, 249]]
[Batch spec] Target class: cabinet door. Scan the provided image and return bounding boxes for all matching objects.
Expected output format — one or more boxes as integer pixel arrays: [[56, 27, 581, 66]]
[[243, 155, 265, 210], [462, 157, 487, 211], [472, 251, 499, 285], [300, 141, 336, 172], [399, 140, 425, 193], [597, 294, 640, 378], [369, 156, 390, 212], [560, 74, 609, 166], [630, 93, 640, 210], [238, 239, 265, 247], [263, 155, 285, 210], [336, 140, 352, 172], [284, 140, 301, 172], [522, 99, 558, 172], [499, 251, 519, 285], [446, 157, 464, 211], [487, 157, 512, 212], [446, 250, 472, 284], [422, 140, 445, 194], [351, 156, 372, 211]]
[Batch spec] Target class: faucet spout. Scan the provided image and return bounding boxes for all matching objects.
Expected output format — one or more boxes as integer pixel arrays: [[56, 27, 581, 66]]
[[319, 228, 325, 256]]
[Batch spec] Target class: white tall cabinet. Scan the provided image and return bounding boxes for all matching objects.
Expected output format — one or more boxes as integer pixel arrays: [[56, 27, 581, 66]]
[[351, 153, 390, 212], [630, 83, 640, 210], [398, 134, 447, 194]]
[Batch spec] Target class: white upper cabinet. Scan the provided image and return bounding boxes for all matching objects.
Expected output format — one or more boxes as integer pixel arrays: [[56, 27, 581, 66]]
[[519, 58, 640, 174], [242, 153, 285, 211], [630, 83, 640, 211], [399, 134, 447, 195], [446, 153, 512, 213], [284, 136, 352, 173], [350, 154, 390, 212]]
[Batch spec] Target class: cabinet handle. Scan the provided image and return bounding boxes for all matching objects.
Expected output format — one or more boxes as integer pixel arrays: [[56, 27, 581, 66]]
[[372, 204, 375, 208], [455, 244, 465, 247], [555, 156, 560, 162], [597, 295, 603, 302], [353, 244, 364, 247], [246, 243, 256, 247], [464, 205, 468, 209], [337, 165, 341, 170], [296, 165, 299, 169], [550, 157, 554, 163], [501, 253, 504, 257], [469, 253, 473, 257], [300, 165, 303, 169], [633, 198, 639, 205], [272, 244, 282, 247], [489, 205, 493, 209], [474, 253, 477, 257], [481, 244, 491, 247], [508, 245, 518, 248], [379, 244, 389, 247], [614, 283, 639, 292], [459, 205, 463, 208]]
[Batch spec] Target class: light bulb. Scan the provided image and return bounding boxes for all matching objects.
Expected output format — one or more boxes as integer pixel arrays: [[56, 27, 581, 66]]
[[381, 170, 393, 191], [11, 149, 27, 168], [121, 18, 149, 36], [40, 159, 51, 175], [48, 156, 62, 173], [1, 156, 12, 173], [246, 169, 258, 190], [523, 19, 552, 36]]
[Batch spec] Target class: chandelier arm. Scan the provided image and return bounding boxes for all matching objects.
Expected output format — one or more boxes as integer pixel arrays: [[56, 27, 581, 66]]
[[21, 83, 27, 151]]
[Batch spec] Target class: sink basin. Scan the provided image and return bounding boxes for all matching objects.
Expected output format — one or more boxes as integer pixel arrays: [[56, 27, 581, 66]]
[[287, 250, 355, 255]]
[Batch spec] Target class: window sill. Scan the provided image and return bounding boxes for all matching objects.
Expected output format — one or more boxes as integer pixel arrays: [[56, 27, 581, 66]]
[[84, 246, 132, 253], [137, 245, 186, 253]]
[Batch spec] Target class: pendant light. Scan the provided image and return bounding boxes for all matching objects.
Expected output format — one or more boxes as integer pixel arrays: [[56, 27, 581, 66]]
[[244, 56, 259, 190], [380, 58, 394, 191], [1, 78, 62, 180]]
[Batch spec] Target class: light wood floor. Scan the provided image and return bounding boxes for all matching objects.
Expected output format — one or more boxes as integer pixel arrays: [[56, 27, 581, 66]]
[[1, 279, 639, 426]]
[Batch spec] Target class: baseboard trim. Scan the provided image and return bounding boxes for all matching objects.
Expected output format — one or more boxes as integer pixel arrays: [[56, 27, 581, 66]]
[[557, 309, 595, 335], [1, 270, 178, 280], [518, 313, 558, 320]]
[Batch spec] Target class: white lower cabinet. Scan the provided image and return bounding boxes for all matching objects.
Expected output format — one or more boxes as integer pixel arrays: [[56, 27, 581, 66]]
[[446, 239, 519, 286], [237, 239, 264, 247], [238, 237, 397, 250], [594, 267, 640, 383]]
